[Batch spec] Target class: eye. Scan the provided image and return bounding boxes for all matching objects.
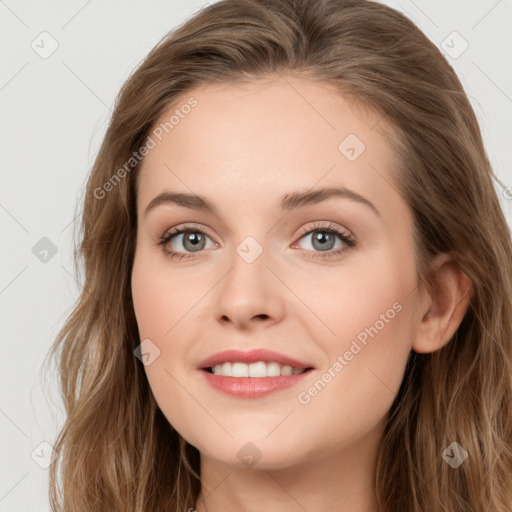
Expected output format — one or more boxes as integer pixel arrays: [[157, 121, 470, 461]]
[[156, 221, 356, 262], [293, 221, 356, 260], [157, 224, 217, 261]]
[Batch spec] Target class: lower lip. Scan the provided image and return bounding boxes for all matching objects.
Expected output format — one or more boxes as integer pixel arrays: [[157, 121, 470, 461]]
[[200, 368, 313, 398]]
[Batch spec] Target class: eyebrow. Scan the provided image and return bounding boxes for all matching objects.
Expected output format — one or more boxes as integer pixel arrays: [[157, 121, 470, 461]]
[[143, 186, 380, 218]]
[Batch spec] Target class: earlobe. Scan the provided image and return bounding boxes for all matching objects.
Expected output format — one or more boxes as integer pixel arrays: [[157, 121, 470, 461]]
[[411, 253, 474, 354]]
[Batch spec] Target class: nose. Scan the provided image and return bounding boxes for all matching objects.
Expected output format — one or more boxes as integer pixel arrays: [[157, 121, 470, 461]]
[[213, 246, 285, 330]]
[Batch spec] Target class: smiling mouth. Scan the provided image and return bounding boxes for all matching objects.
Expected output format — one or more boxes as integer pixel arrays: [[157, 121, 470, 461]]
[[203, 361, 314, 378]]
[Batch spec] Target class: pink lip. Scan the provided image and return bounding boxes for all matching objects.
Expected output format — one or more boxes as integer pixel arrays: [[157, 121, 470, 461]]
[[197, 348, 315, 399], [197, 348, 314, 370], [201, 369, 314, 398]]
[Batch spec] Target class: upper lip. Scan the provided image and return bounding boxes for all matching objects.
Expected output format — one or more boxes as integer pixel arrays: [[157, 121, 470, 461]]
[[197, 349, 314, 370]]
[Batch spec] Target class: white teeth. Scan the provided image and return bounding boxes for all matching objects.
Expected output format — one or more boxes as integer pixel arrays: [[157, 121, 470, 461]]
[[280, 365, 292, 376], [248, 361, 267, 377], [232, 362, 249, 377], [210, 361, 307, 377], [267, 362, 281, 377]]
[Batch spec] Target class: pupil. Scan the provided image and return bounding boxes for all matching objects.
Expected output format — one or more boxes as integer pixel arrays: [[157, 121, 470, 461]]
[[188, 233, 200, 245]]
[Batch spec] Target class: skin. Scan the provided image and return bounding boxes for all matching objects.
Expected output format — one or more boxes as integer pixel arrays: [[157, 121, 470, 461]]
[[131, 75, 472, 512]]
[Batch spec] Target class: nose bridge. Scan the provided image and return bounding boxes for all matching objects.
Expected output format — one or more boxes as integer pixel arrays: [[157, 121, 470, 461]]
[[223, 234, 269, 301], [214, 233, 283, 326]]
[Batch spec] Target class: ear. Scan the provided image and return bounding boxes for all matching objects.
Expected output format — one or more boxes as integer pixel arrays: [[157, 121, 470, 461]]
[[412, 253, 474, 354]]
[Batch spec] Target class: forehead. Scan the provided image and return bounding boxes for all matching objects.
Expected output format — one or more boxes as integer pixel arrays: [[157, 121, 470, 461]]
[[136, 75, 402, 219]]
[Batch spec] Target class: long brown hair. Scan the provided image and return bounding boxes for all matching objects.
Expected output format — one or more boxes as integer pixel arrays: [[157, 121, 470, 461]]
[[44, 0, 512, 510]]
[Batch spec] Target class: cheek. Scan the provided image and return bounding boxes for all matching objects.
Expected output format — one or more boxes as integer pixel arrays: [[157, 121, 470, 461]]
[[293, 299, 413, 452], [297, 246, 416, 409], [131, 255, 198, 443], [130, 246, 211, 429], [299, 240, 416, 348], [131, 244, 201, 339]]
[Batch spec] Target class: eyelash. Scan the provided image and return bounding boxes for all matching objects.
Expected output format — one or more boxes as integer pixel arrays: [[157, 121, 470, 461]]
[[157, 222, 356, 261]]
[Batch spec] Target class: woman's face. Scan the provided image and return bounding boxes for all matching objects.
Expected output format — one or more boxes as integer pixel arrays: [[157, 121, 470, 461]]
[[131, 75, 421, 469]]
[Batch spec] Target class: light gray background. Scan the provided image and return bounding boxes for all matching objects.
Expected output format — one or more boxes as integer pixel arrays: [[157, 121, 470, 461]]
[[1, 1, 511, 510]]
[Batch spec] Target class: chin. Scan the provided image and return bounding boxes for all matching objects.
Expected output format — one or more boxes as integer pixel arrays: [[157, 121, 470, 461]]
[[189, 432, 310, 471]]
